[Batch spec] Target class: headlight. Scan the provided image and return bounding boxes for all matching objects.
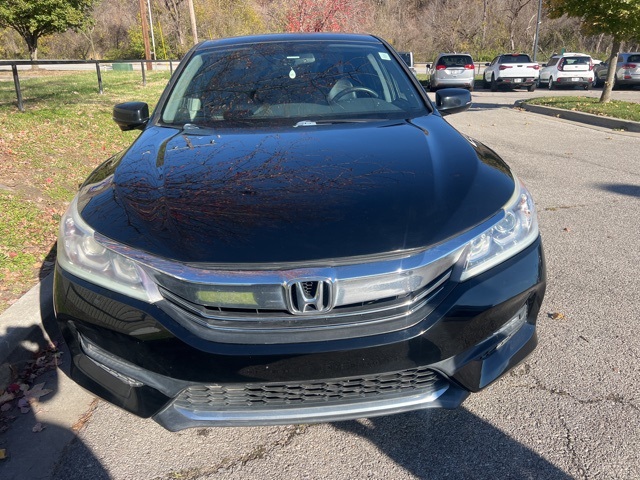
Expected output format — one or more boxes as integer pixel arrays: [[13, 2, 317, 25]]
[[460, 177, 539, 281], [57, 196, 161, 302]]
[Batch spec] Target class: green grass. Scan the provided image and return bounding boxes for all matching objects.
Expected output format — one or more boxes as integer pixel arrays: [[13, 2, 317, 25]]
[[0, 69, 171, 312], [525, 96, 640, 122]]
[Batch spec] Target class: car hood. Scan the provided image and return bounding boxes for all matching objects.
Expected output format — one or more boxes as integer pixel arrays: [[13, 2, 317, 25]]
[[78, 117, 514, 264]]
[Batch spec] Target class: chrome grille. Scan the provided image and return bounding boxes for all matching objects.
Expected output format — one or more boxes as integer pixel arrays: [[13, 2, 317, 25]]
[[143, 244, 466, 344], [174, 367, 444, 410]]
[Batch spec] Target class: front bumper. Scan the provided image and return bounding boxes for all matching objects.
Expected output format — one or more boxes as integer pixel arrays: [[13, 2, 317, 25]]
[[53, 238, 545, 430]]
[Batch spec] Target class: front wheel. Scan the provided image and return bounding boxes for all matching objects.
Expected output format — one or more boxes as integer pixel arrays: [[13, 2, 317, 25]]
[[491, 75, 497, 92]]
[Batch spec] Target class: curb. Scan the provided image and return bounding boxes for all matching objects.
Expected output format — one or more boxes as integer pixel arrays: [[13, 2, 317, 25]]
[[514, 100, 640, 133], [0, 273, 54, 389]]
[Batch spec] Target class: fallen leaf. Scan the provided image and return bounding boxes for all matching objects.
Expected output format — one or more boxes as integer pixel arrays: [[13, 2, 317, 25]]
[[32, 423, 45, 433], [0, 392, 14, 405], [0, 449, 7, 460], [24, 383, 52, 401], [563, 227, 571, 232], [550, 312, 566, 320]]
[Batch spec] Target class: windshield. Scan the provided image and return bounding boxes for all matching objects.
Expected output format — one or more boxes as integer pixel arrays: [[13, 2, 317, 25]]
[[161, 41, 427, 127]]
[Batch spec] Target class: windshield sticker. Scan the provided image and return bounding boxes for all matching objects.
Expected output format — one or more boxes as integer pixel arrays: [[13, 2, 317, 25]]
[[379, 52, 391, 61]]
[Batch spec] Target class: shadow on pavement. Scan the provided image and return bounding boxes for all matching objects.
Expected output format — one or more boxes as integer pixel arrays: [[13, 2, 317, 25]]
[[596, 182, 640, 199], [469, 102, 509, 110], [333, 408, 571, 479], [0, 248, 108, 479]]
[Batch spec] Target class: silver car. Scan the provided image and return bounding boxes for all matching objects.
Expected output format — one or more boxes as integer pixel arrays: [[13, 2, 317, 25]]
[[427, 53, 475, 91], [593, 52, 640, 89]]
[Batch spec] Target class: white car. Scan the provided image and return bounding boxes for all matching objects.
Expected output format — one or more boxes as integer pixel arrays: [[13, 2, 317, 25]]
[[539, 53, 594, 90], [483, 54, 539, 92]]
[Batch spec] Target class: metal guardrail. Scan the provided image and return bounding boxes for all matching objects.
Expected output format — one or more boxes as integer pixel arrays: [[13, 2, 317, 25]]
[[0, 59, 179, 112]]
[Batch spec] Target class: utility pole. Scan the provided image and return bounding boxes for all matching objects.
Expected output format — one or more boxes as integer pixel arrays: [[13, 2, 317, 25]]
[[188, 0, 198, 45], [147, 0, 157, 60], [139, 0, 153, 70], [533, 0, 542, 62]]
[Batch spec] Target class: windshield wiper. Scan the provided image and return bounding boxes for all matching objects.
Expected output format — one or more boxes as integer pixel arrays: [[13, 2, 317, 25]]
[[294, 118, 385, 127]]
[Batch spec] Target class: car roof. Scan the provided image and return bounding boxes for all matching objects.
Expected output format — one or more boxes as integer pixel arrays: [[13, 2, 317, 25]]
[[196, 33, 382, 51], [551, 52, 591, 57]]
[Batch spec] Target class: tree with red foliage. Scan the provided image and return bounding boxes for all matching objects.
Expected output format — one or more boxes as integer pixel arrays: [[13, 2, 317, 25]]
[[285, 0, 361, 33]]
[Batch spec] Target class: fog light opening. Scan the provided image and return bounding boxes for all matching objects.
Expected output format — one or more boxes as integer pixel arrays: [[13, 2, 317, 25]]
[[79, 334, 145, 387], [495, 304, 528, 351]]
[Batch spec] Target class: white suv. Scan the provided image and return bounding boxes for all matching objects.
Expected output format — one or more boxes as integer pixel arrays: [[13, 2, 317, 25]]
[[540, 53, 594, 90]]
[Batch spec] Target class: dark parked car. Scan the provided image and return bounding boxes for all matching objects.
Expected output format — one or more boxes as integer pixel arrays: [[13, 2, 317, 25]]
[[54, 33, 546, 431]]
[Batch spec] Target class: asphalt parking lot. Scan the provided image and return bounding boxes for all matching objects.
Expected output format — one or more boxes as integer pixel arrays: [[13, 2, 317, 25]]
[[1, 88, 639, 479]]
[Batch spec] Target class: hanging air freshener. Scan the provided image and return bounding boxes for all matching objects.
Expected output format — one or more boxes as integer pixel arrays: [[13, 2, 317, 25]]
[[289, 67, 296, 79]]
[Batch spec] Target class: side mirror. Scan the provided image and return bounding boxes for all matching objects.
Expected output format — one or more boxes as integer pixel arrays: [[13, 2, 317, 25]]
[[435, 88, 472, 116], [541, 63, 547, 67], [426, 63, 432, 69], [484, 62, 490, 66], [113, 102, 149, 131]]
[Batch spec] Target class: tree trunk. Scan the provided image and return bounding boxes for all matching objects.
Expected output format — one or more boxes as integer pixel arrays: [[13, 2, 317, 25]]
[[594, 33, 605, 54], [600, 38, 623, 104], [25, 33, 39, 69]]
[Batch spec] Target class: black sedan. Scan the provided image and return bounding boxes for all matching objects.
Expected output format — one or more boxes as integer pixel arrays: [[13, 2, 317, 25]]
[[53, 33, 546, 430]]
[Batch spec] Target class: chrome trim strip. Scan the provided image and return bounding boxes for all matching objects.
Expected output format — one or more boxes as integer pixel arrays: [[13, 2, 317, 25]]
[[94, 211, 503, 287]]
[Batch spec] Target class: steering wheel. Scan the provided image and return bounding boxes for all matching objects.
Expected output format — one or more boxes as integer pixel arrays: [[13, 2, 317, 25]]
[[329, 86, 379, 103]]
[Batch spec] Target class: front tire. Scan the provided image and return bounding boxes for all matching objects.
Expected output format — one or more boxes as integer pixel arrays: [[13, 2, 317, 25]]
[[491, 75, 497, 92]]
